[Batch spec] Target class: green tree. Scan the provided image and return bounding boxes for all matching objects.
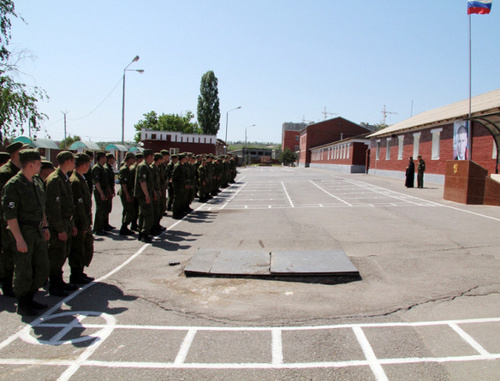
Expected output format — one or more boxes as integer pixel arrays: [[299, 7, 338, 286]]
[[279, 147, 297, 166], [59, 134, 80, 149], [134, 110, 201, 141], [0, 0, 47, 140], [197, 70, 220, 135]]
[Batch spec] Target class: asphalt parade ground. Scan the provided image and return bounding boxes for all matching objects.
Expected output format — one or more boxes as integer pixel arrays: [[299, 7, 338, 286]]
[[0, 166, 499, 380]]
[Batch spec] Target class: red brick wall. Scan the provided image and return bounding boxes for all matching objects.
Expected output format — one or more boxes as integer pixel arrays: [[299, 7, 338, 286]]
[[282, 130, 300, 152], [369, 121, 497, 175]]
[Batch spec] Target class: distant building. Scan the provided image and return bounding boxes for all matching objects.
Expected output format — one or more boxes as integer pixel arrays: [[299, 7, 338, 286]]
[[282, 122, 307, 153], [298, 117, 372, 167], [309, 134, 371, 173], [140, 129, 225, 155]]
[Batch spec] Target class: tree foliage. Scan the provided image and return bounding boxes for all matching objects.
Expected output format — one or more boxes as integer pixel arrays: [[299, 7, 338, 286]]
[[59, 134, 80, 149], [279, 147, 298, 166], [0, 0, 47, 140], [134, 110, 201, 142], [197, 70, 220, 135]]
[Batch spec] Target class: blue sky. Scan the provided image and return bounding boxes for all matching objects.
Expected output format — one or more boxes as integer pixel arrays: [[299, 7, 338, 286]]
[[10, 0, 500, 144]]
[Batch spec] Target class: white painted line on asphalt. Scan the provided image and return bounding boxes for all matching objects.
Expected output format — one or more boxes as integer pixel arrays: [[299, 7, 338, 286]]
[[449, 323, 491, 357], [174, 328, 197, 365], [352, 326, 388, 381], [309, 180, 352, 206], [281, 181, 295, 208], [272, 328, 283, 365], [220, 182, 247, 209]]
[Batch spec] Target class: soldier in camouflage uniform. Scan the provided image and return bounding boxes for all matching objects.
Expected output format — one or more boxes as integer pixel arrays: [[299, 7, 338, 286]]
[[69, 153, 94, 284], [45, 151, 77, 297], [160, 150, 169, 217], [0, 142, 26, 297], [134, 149, 155, 243], [2, 149, 50, 315], [198, 157, 210, 202], [118, 152, 136, 236], [129, 152, 143, 231], [150, 153, 164, 235]]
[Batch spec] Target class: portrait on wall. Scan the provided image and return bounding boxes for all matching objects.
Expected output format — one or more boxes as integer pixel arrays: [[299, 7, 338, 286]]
[[453, 120, 469, 160]]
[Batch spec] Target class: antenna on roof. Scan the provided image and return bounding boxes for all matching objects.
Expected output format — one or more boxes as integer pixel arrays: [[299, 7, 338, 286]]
[[323, 107, 338, 119], [381, 105, 397, 125], [302, 115, 314, 124]]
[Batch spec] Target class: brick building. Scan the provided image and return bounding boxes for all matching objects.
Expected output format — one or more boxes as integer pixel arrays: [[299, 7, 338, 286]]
[[140, 129, 225, 155], [298, 117, 372, 167], [282, 122, 307, 153], [309, 135, 371, 173], [368, 89, 500, 184]]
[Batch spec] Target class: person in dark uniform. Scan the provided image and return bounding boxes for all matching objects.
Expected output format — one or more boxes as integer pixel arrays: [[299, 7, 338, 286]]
[[417, 155, 426, 189], [405, 157, 415, 188], [166, 154, 178, 211], [92, 152, 110, 235], [0, 142, 27, 297], [45, 151, 77, 297], [39, 160, 55, 184], [134, 149, 155, 243], [172, 153, 188, 219], [104, 153, 116, 230], [2, 149, 50, 315], [69, 153, 94, 284], [118, 152, 136, 236], [0, 152, 10, 166]]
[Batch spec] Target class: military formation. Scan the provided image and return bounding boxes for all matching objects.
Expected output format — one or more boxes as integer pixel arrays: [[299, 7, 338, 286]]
[[0, 142, 238, 316]]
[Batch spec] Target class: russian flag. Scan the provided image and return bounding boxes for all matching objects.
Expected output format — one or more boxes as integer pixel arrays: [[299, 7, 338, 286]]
[[468, 0, 492, 14]]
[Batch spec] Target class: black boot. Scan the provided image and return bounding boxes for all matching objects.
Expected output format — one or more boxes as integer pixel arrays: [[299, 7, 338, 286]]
[[119, 224, 134, 236], [70, 268, 92, 285], [130, 222, 139, 231], [141, 234, 151, 243], [49, 273, 70, 297], [17, 295, 38, 316], [0, 276, 15, 297], [138, 232, 143, 241], [27, 291, 47, 310], [82, 269, 95, 282]]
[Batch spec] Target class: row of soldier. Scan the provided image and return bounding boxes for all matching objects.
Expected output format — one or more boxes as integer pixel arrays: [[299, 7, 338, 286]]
[[0, 142, 238, 316]]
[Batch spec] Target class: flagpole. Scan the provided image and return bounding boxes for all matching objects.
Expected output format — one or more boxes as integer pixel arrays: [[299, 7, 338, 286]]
[[468, 12, 472, 160]]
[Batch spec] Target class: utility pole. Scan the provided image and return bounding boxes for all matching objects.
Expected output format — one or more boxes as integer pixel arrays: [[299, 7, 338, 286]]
[[61, 110, 69, 148], [381, 105, 397, 125]]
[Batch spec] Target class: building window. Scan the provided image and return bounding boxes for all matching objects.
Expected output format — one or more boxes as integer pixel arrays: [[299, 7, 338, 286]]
[[386, 138, 392, 160], [170, 148, 179, 154], [397, 136, 404, 160], [493, 141, 498, 159], [431, 128, 442, 160], [413, 132, 421, 158], [347, 143, 350, 159], [376, 140, 381, 160], [295, 135, 299, 141]]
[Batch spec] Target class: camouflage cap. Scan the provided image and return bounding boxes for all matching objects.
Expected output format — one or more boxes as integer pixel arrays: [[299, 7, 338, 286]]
[[160, 149, 170, 156], [143, 148, 154, 157], [56, 150, 75, 164], [5, 142, 28, 154], [178, 153, 186, 160], [154, 153, 163, 161], [125, 152, 135, 160], [170, 154, 178, 159], [41, 160, 55, 169], [74, 153, 91, 165], [135, 152, 144, 159], [0, 152, 10, 162], [106, 153, 115, 159], [84, 149, 94, 158], [19, 149, 41, 164]]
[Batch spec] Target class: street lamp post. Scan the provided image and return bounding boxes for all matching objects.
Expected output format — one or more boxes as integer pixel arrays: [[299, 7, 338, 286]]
[[244, 124, 256, 167], [224, 106, 241, 154], [121, 55, 144, 146]]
